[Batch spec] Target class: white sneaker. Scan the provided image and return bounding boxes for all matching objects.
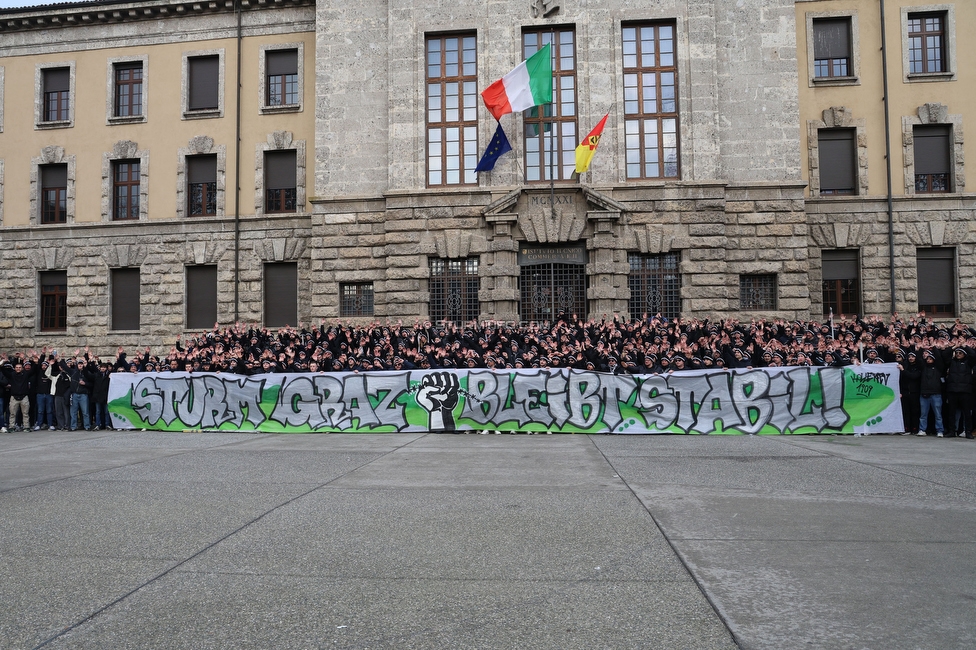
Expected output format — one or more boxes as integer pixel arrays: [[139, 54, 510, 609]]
[[937, 432, 944, 438], [916, 432, 926, 436], [0, 427, 7, 433], [33, 425, 41, 431], [49, 426, 55, 431]]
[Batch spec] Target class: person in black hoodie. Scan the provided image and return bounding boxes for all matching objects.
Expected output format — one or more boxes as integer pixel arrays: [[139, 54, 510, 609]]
[[91, 362, 113, 431], [2, 358, 33, 431], [943, 347, 975, 439], [48, 358, 73, 431], [34, 359, 55, 431], [897, 350, 922, 435], [918, 351, 946, 437], [67, 356, 97, 431]]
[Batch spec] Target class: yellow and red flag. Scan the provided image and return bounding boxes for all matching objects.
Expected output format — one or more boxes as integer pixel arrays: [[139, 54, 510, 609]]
[[575, 113, 609, 174]]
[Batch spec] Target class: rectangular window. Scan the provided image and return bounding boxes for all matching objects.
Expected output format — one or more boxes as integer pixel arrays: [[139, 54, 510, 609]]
[[628, 252, 681, 319], [818, 128, 857, 195], [187, 155, 217, 216], [426, 34, 478, 186], [40, 270, 67, 332], [114, 62, 143, 117], [42, 67, 70, 122], [914, 125, 951, 193], [266, 49, 298, 106], [186, 265, 218, 330], [908, 12, 945, 74], [813, 18, 851, 78], [917, 248, 954, 318], [524, 28, 577, 182], [739, 274, 777, 311], [40, 164, 67, 224], [264, 262, 298, 327], [429, 257, 480, 324], [623, 22, 679, 180], [187, 55, 219, 111], [821, 250, 860, 317], [111, 268, 140, 331], [264, 150, 297, 213], [340, 282, 374, 317], [113, 160, 140, 220]]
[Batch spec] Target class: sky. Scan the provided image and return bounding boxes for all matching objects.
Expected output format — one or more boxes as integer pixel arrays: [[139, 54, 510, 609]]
[[0, 0, 66, 8]]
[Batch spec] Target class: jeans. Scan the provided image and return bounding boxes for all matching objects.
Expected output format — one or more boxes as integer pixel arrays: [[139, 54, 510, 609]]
[[919, 394, 944, 434], [93, 402, 109, 429], [70, 393, 91, 430], [35, 393, 55, 428]]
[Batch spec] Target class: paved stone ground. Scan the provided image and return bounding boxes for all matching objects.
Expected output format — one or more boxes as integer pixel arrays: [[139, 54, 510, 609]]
[[0, 430, 973, 649]]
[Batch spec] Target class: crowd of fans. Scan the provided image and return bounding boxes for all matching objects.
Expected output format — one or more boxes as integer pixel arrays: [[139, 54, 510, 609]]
[[1, 312, 974, 437]]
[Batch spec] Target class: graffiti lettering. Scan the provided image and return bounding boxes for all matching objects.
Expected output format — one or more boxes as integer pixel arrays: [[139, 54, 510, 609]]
[[109, 365, 902, 435]]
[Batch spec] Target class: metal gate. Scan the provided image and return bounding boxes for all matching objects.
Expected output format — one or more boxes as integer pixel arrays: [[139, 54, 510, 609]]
[[519, 263, 587, 323]]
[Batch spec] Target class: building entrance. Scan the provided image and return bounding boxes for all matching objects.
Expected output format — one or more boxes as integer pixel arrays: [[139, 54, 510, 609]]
[[517, 243, 588, 323]]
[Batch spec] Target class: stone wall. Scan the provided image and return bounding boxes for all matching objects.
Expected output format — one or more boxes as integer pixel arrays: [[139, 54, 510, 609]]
[[0, 217, 311, 356], [807, 195, 976, 320]]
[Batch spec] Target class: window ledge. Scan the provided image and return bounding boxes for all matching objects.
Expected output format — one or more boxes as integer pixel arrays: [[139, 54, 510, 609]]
[[812, 76, 860, 87], [35, 120, 73, 130], [260, 104, 302, 115], [907, 71, 955, 82], [108, 115, 147, 125], [182, 109, 222, 120]]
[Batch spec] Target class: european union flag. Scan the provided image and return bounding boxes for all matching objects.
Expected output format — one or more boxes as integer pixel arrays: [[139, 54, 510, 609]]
[[475, 122, 513, 173]]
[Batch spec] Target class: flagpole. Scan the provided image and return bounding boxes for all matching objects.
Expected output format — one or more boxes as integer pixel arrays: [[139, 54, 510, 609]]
[[548, 31, 556, 220]]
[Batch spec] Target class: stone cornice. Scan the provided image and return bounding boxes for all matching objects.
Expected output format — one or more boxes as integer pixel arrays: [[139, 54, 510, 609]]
[[0, 0, 314, 33]]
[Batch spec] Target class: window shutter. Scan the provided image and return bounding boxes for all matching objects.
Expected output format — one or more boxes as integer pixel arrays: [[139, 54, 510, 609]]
[[186, 265, 218, 330], [813, 19, 850, 59], [188, 56, 219, 110], [913, 126, 951, 175], [187, 156, 217, 184], [822, 250, 858, 280], [43, 68, 70, 93], [916, 249, 953, 305], [41, 164, 67, 188], [818, 129, 856, 192], [264, 263, 298, 327], [111, 268, 141, 331], [265, 150, 297, 189], [266, 49, 297, 76]]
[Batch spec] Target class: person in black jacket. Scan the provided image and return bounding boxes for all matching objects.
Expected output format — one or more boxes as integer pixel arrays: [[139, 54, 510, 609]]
[[91, 362, 113, 431], [897, 351, 922, 435], [2, 358, 33, 431], [34, 359, 55, 431], [66, 356, 97, 431], [48, 360, 72, 431], [943, 347, 975, 439], [918, 351, 946, 437]]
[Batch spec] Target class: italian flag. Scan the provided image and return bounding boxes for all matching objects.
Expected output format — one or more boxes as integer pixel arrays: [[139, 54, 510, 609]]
[[481, 44, 553, 120]]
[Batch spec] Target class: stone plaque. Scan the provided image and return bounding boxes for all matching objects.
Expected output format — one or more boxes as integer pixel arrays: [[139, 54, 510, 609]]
[[518, 242, 587, 266]]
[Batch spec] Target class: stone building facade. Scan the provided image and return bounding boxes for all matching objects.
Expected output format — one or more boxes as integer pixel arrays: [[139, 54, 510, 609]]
[[0, 0, 971, 354], [798, 0, 975, 321], [311, 0, 807, 325]]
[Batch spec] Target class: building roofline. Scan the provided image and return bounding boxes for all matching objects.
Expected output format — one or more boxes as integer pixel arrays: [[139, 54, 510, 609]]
[[0, 0, 314, 32]]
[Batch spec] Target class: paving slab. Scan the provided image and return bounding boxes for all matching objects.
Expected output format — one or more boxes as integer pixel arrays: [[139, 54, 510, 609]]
[[41, 574, 735, 650], [184, 488, 683, 582], [592, 434, 976, 649]]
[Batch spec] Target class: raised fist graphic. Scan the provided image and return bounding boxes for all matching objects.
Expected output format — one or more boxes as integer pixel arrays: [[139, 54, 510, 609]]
[[415, 371, 460, 431]]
